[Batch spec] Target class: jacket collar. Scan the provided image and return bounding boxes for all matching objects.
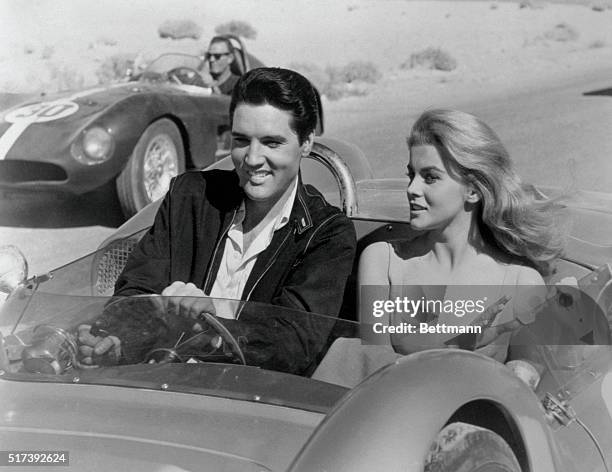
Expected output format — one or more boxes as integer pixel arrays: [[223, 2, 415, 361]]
[[291, 176, 314, 235], [225, 171, 314, 235]]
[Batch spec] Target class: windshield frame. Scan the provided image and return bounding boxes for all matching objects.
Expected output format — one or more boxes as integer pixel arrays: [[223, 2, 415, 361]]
[[0, 289, 358, 412], [1, 361, 348, 414]]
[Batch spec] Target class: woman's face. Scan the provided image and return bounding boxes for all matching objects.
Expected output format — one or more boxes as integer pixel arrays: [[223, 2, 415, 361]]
[[407, 144, 474, 232]]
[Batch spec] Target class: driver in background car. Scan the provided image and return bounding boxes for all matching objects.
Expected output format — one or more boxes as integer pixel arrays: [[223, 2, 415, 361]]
[[78, 67, 357, 375], [204, 35, 242, 95]]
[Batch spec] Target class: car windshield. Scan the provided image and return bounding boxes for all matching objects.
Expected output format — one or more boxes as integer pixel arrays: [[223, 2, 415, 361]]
[[138, 53, 204, 81], [0, 284, 357, 411], [2, 239, 610, 408]]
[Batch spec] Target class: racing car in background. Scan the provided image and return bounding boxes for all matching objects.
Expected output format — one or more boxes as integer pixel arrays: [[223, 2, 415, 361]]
[[1, 137, 612, 471], [0, 35, 263, 218]]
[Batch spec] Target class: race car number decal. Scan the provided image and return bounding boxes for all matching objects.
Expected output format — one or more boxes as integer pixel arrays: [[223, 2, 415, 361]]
[[0, 100, 81, 160], [0, 86, 112, 160], [4, 100, 79, 124]]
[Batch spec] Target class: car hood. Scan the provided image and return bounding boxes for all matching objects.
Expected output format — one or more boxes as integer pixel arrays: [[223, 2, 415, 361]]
[[0, 378, 325, 471], [0, 83, 157, 161]]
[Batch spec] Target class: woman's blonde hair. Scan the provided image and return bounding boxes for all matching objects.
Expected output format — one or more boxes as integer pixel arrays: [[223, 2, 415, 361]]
[[407, 108, 565, 275]]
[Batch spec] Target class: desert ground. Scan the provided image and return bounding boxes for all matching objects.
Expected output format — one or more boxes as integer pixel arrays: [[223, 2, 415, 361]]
[[2, 0, 612, 97], [1, 0, 612, 274]]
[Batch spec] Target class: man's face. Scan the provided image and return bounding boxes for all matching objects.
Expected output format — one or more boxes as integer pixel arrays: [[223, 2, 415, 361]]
[[207, 41, 233, 76], [231, 103, 312, 206]]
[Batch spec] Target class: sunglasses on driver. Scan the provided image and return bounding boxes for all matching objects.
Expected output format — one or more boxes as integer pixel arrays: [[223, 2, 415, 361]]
[[206, 52, 231, 61]]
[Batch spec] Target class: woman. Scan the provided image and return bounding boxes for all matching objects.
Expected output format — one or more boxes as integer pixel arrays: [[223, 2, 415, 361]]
[[313, 109, 565, 386]]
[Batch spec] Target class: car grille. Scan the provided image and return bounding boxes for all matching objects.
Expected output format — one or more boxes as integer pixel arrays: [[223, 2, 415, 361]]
[[0, 160, 67, 183], [92, 234, 144, 296]]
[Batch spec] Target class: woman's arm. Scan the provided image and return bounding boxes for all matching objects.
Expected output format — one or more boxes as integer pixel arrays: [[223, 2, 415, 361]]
[[358, 241, 392, 344], [476, 265, 547, 362]]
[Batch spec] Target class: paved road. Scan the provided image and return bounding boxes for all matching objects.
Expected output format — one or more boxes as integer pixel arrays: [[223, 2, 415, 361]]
[[2, 68, 612, 275]]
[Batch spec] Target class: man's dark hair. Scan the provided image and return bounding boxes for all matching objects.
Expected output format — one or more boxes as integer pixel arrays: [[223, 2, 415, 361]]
[[229, 67, 319, 144], [208, 35, 235, 54]]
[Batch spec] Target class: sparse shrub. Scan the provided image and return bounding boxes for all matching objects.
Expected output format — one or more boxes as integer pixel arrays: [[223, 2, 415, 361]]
[[158, 19, 202, 40], [544, 23, 579, 42], [95, 36, 118, 47], [519, 0, 546, 8], [589, 1, 612, 11], [289, 61, 381, 101], [289, 62, 330, 94], [96, 53, 137, 84], [41, 45, 54, 60], [593, 1, 612, 10], [490, 2, 499, 9], [23, 44, 35, 55], [347, 4, 359, 11], [214, 20, 257, 40], [47, 64, 85, 92], [589, 39, 606, 48], [404, 47, 457, 72], [335, 61, 382, 84]]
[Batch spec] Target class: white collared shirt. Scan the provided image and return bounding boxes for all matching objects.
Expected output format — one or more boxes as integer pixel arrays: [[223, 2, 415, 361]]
[[209, 178, 298, 318]]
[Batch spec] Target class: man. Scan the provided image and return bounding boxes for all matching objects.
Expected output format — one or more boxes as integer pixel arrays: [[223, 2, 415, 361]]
[[78, 68, 357, 374], [205, 36, 241, 95]]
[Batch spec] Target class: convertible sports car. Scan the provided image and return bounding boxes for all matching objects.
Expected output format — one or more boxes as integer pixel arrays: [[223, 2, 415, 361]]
[[1, 138, 612, 471], [0, 35, 263, 218]]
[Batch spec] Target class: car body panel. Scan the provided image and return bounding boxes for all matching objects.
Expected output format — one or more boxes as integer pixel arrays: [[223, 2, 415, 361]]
[[0, 378, 326, 471], [0, 81, 230, 195], [2, 136, 612, 471], [289, 349, 564, 471], [552, 368, 612, 471]]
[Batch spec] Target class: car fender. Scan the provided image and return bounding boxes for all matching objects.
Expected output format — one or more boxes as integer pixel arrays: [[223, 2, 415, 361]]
[[84, 90, 227, 181], [289, 349, 564, 472], [97, 199, 162, 249], [91, 92, 190, 175]]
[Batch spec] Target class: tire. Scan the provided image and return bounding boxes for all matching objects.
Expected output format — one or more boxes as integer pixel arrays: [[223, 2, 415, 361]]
[[116, 118, 185, 218], [425, 422, 521, 472]]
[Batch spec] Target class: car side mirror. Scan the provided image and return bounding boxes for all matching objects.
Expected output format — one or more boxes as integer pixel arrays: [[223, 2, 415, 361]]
[[0, 245, 28, 298]]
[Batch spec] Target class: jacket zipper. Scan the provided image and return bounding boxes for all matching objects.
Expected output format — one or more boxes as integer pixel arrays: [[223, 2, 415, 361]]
[[203, 208, 238, 293], [239, 226, 295, 316], [239, 213, 340, 317]]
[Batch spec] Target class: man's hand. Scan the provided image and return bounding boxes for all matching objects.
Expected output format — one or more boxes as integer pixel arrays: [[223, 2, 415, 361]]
[[77, 324, 121, 367], [161, 281, 217, 331]]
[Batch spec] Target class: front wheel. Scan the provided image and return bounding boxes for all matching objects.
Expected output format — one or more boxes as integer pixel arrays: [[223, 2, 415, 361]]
[[425, 422, 521, 472], [116, 118, 185, 218]]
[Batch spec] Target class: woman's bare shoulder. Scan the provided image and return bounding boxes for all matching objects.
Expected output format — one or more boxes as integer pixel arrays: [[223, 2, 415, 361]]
[[517, 265, 545, 285], [360, 241, 390, 260], [506, 262, 545, 286]]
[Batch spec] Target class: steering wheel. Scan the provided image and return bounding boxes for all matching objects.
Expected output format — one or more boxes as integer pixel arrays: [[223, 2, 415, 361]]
[[21, 297, 246, 373], [144, 311, 246, 365], [165, 67, 207, 87]]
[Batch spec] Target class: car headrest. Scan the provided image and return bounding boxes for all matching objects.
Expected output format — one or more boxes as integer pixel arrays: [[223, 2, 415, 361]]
[[230, 48, 247, 76]]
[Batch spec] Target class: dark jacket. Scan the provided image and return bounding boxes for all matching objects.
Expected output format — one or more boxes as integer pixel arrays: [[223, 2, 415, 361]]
[[217, 72, 240, 95], [112, 170, 356, 374]]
